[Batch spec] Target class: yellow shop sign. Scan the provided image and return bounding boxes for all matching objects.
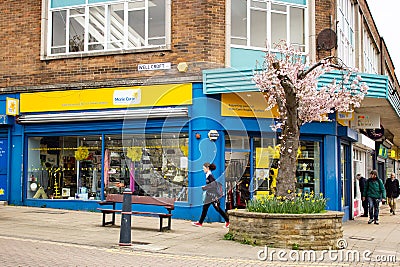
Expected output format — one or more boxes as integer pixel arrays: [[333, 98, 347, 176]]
[[20, 83, 192, 113], [221, 92, 279, 118]]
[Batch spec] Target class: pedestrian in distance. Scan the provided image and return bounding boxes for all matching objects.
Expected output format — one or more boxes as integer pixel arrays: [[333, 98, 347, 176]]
[[385, 172, 399, 215], [356, 173, 368, 217], [191, 162, 230, 228], [362, 170, 386, 225]]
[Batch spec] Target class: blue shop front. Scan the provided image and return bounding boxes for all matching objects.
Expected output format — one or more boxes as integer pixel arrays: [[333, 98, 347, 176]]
[[2, 81, 354, 222]]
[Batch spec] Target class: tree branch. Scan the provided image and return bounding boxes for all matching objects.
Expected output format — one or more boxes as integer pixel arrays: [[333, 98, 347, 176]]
[[297, 56, 344, 80]]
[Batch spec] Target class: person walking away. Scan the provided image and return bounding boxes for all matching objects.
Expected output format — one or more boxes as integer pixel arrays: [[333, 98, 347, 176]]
[[385, 172, 399, 215], [191, 162, 230, 228], [356, 173, 368, 217], [363, 170, 386, 225]]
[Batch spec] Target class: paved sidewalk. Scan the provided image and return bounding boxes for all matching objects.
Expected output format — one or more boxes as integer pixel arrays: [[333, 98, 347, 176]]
[[0, 202, 399, 266]]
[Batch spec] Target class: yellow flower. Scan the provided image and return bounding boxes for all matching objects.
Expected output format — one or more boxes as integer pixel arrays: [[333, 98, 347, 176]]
[[319, 193, 324, 197], [297, 193, 302, 197], [287, 190, 291, 194], [277, 196, 282, 200], [312, 200, 315, 203], [305, 198, 310, 201]]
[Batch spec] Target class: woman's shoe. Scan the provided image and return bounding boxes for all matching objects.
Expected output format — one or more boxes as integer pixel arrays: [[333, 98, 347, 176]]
[[191, 222, 203, 227]]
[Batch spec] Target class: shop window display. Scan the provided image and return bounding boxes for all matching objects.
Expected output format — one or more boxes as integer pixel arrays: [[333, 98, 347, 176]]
[[251, 139, 321, 197], [27, 133, 189, 201], [28, 136, 102, 200], [116, 133, 189, 201]]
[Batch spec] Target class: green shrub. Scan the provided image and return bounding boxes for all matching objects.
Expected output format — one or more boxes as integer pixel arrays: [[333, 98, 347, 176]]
[[246, 192, 327, 214]]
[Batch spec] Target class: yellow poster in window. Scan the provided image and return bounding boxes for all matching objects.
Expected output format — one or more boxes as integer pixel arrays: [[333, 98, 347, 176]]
[[6, 97, 19, 116], [256, 147, 271, 168]]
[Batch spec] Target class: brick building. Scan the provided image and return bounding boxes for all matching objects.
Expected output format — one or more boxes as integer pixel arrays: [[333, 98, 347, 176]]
[[0, 0, 399, 222]]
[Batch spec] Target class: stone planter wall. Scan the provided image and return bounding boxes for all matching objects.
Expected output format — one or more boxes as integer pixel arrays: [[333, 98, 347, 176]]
[[227, 210, 344, 250]]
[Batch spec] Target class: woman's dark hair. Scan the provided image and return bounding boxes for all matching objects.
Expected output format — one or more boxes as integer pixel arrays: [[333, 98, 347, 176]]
[[204, 162, 216, 171]]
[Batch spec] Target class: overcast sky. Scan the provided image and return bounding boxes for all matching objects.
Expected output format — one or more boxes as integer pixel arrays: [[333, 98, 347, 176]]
[[367, 0, 400, 78]]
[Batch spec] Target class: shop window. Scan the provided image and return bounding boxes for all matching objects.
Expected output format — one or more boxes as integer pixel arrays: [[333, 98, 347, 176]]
[[106, 133, 188, 201], [296, 141, 321, 195], [251, 139, 321, 197], [27, 132, 189, 201], [27, 136, 102, 200]]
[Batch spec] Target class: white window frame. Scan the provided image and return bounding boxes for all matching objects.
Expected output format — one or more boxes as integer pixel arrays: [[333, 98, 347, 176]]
[[41, 0, 171, 60], [230, 0, 308, 53], [337, 0, 355, 68], [362, 28, 378, 74]]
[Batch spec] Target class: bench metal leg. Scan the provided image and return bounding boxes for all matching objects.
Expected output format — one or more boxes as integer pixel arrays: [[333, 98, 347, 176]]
[[102, 212, 116, 226], [167, 216, 171, 230], [159, 217, 163, 232], [102, 213, 106, 226]]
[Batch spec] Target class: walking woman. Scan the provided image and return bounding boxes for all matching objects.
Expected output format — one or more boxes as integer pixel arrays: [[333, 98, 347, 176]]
[[191, 162, 230, 228]]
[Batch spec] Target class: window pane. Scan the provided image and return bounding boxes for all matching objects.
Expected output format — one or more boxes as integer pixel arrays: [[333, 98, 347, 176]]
[[271, 4, 286, 12], [108, 3, 124, 49], [225, 135, 250, 150], [250, 10, 267, 48], [27, 136, 102, 200], [109, 133, 188, 201], [231, 0, 247, 45], [251, 0, 266, 9], [297, 141, 320, 195], [290, 7, 304, 50], [271, 12, 286, 46], [88, 6, 105, 51], [149, 0, 165, 40], [128, 8, 145, 47], [51, 10, 67, 52], [69, 13, 85, 52]]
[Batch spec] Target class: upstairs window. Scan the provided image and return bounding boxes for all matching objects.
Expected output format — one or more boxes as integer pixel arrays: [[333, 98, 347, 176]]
[[231, 0, 307, 52], [45, 0, 170, 57], [337, 0, 355, 67], [362, 29, 378, 74]]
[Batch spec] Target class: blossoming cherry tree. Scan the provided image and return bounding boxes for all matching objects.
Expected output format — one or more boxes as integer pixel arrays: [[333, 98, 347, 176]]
[[253, 42, 368, 198]]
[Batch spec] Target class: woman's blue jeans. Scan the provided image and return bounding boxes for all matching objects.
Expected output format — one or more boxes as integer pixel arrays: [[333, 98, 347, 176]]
[[367, 197, 380, 221]]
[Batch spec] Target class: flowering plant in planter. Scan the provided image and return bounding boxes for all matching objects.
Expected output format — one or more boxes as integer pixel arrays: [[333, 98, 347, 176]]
[[246, 191, 327, 214]]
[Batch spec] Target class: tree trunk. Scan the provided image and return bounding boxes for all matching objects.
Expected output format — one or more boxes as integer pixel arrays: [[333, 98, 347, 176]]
[[276, 123, 300, 197], [276, 79, 300, 198]]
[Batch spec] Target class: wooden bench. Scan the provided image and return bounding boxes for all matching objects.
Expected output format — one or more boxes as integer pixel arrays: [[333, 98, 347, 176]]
[[97, 194, 175, 232]]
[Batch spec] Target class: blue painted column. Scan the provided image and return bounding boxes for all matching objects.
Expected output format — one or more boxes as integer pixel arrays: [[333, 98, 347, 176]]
[[323, 135, 341, 211]]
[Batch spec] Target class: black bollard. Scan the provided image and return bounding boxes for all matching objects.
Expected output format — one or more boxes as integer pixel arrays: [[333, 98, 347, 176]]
[[119, 188, 132, 246]]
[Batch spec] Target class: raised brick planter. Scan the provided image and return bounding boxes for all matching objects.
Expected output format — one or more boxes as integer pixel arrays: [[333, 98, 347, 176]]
[[227, 209, 344, 250]]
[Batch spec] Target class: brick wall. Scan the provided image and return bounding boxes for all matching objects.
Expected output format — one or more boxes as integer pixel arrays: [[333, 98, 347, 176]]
[[314, 0, 336, 60], [228, 209, 344, 250], [0, 0, 226, 92]]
